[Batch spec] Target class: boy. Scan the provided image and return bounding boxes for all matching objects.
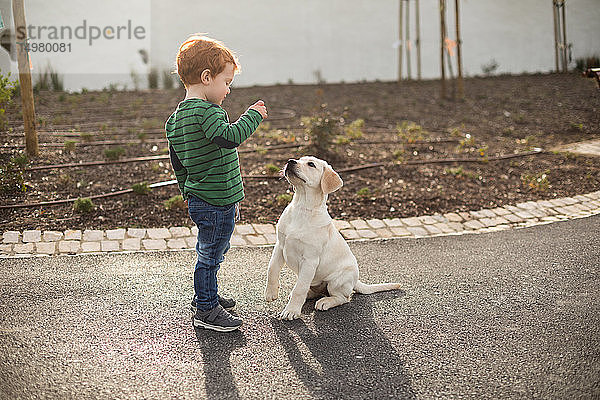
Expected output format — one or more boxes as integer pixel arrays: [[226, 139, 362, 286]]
[[166, 35, 268, 332]]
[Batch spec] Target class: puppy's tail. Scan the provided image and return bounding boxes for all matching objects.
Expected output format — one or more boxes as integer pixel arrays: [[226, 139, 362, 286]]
[[354, 280, 401, 295]]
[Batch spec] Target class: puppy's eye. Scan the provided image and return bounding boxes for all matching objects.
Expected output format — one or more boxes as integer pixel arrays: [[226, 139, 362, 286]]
[[307, 162, 316, 168]]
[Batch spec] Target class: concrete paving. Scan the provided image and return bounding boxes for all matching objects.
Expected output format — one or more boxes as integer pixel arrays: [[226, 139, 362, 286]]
[[2, 190, 600, 257], [0, 214, 598, 399]]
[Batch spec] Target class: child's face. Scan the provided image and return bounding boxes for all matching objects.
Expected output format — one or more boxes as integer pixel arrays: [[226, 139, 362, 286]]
[[205, 63, 235, 105]]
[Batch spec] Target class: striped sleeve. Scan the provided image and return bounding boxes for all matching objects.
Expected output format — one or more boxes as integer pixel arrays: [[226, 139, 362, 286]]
[[169, 144, 188, 198], [200, 106, 263, 147]]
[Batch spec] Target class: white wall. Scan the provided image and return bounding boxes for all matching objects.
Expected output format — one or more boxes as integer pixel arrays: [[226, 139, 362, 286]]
[[2, 0, 599, 91]]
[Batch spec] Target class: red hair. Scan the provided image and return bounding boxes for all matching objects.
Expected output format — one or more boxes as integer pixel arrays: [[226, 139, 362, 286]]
[[176, 35, 240, 87]]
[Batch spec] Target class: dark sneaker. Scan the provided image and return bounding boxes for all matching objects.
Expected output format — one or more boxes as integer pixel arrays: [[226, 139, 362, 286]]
[[193, 304, 242, 332], [191, 295, 236, 313]]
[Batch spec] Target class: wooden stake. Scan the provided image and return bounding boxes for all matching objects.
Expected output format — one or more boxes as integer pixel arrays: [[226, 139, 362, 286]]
[[398, 0, 404, 82], [405, 0, 411, 80], [561, 0, 568, 73], [440, 0, 446, 98], [12, 0, 38, 157], [416, 0, 422, 80], [455, 0, 464, 99], [552, 0, 560, 72]]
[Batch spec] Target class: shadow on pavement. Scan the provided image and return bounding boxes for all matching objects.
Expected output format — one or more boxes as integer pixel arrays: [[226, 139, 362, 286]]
[[194, 327, 247, 400], [271, 291, 416, 399]]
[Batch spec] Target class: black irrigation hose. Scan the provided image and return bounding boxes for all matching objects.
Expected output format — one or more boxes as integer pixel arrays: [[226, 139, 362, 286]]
[[1, 149, 545, 210]]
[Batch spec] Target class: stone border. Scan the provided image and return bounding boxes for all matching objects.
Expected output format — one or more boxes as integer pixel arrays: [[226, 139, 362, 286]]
[[1, 191, 599, 258]]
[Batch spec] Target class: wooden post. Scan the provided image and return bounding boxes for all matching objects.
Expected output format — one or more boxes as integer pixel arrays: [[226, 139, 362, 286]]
[[440, 0, 446, 98], [405, 0, 411, 80], [455, 0, 464, 99], [416, 0, 422, 80], [12, 0, 38, 157], [552, 0, 560, 72], [398, 0, 404, 82], [561, 0, 568, 73]]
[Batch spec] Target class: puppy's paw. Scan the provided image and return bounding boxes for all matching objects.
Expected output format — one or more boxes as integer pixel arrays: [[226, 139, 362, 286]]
[[279, 307, 301, 320], [265, 285, 279, 302], [315, 297, 337, 311]]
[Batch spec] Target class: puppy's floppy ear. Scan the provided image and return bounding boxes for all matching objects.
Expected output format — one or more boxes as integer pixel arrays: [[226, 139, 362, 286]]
[[321, 165, 343, 194]]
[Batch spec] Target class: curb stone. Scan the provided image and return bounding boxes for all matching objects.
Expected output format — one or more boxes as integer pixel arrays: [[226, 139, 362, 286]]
[[1, 191, 599, 258]]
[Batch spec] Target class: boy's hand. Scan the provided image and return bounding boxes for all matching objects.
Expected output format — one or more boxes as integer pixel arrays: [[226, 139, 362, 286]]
[[249, 100, 268, 119]]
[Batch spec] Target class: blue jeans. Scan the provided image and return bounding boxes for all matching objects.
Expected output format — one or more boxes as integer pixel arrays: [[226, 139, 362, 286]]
[[188, 196, 237, 312]]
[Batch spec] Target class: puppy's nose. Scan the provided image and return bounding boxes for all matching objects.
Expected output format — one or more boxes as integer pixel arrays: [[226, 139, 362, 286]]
[[287, 159, 297, 165]]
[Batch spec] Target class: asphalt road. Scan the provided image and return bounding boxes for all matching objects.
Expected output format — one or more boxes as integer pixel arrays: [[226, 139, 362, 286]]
[[1, 215, 599, 399]]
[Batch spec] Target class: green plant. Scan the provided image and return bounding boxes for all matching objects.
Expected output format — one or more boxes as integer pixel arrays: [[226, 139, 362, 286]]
[[104, 146, 126, 160], [0, 71, 18, 131], [457, 134, 476, 151], [58, 173, 73, 186], [276, 193, 292, 207], [49, 68, 64, 91], [393, 149, 405, 162], [344, 118, 364, 139], [162, 70, 175, 89], [265, 163, 280, 175], [132, 182, 151, 195], [481, 59, 499, 75], [137, 132, 147, 142], [301, 110, 340, 155], [0, 154, 28, 194], [569, 122, 584, 132], [142, 118, 162, 130], [80, 132, 93, 142], [521, 170, 550, 192], [164, 195, 186, 210], [64, 140, 77, 153], [148, 68, 159, 89], [397, 121, 429, 143], [575, 55, 600, 72], [73, 197, 94, 213], [445, 166, 477, 179], [357, 187, 371, 197]]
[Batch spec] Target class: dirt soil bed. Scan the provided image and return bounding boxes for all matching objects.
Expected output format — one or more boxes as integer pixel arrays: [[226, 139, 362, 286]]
[[1, 73, 599, 232]]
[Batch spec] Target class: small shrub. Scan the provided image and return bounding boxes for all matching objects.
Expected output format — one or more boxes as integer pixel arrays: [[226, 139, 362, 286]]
[[132, 182, 151, 195], [162, 70, 175, 89], [457, 134, 476, 150], [104, 146, 126, 160], [357, 187, 371, 197], [301, 112, 340, 155], [0, 72, 18, 131], [445, 166, 477, 179], [58, 173, 73, 186], [265, 164, 280, 175], [64, 140, 77, 153], [276, 193, 293, 207], [575, 55, 600, 72], [164, 195, 186, 210], [148, 68, 159, 89], [521, 170, 550, 192], [344, 119, 364, 139], [0, 155, 27, 194], [397, 121, 429, 143], [73, 197, 94, 213], [481, 59, 499, 75], [137, 132, 147, 142], [80, 132, 93, 142]]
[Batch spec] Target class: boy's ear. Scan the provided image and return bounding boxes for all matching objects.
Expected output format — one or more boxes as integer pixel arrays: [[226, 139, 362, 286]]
[[200, 69, 212, 84]]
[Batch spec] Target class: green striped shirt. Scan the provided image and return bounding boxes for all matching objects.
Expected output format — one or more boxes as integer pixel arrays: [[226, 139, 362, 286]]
[[165, 98, 263, 206]]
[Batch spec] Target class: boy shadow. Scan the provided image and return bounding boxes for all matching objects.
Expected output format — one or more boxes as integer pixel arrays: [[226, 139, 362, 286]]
[[271, 291, 416, 399], [194, 327, 246, 400]]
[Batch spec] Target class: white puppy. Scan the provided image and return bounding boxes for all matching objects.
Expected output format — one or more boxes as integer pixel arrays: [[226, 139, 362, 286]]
[[265, 156, 401, 320]]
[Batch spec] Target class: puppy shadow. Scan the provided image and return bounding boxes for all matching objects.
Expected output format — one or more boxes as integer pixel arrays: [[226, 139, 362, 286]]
[[194, 327, 247, 400], [271, 290, 415, 399]]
